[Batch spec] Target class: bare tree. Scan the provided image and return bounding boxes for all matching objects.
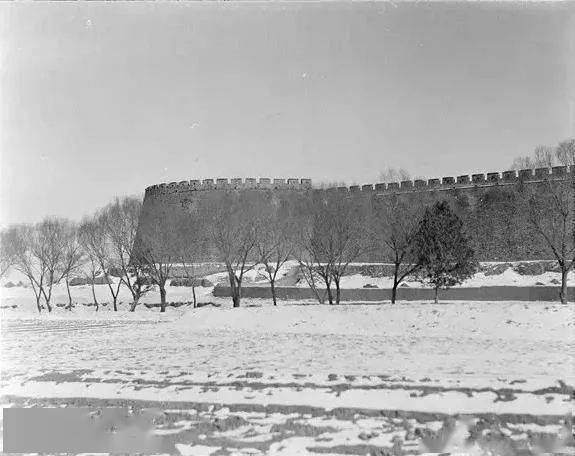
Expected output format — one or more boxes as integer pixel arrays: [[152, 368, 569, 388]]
[[143, 257, 173, 312], [173, 211, 205, 308], [133, 206, 178, 312], [180, 261, 198, 307], [3, 225, 47, 312], [295, 256, 328, 304], [0, 228, 16, 279], [378, 167, 411, 183], [534, 146, 556, 168], [35, 218, 76, 311], [297, 192, 365, 304], [525, 175, 574, 304], [78, 215, 122, 311], [293, 215, 326, 304], [204, 190, 259, 308], [78, 221, 102, 311], [324, 195, 366, 304], [511, 155, 535, 171], [511, 145, 557, 170], [4, 219, 71, 312], [556, 139, 575, 275], [100, 197, 152, 312], [373, 195, 424, 303], [293, 198, 332, 304], [513, 139, 575, 303], [555, 139, 575, 167], [60, 222, 85, 310], [255, 197, 297, 306]]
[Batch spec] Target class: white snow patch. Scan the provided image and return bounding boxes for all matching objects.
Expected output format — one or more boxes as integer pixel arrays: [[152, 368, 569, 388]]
[[1, 381, 569, 417], [175, 444, 220, 456]]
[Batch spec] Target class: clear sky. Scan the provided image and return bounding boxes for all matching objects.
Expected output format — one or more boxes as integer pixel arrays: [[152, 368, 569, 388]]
[[1, 2, 573, 224]]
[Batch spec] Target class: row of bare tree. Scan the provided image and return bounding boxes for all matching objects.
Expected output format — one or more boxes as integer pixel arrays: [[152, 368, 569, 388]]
[[0, 197, 153, 312], [134, 186, 480, 308]]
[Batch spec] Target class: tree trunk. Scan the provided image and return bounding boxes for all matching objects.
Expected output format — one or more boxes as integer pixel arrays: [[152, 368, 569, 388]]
[[391, 266, 399, 304], [434, 286, 439, 304], [42, 287, 53, 313], [130, 297, 139, 312], [47, 287, 53, 312], [270, 280, 277, 306], [301, 265, 324, 304], [232, 278, 241, 308], [326, 285, 334, 305], [192, 285, 197, 308], [227, 269, 240, 308], [91, 281, 99, 310], [560, 268, 569, 304], [227, 268, 241, 308], [309, 283, 325, 304], [322, 274, 333, 304], [159, 285, 167, 312], [29, 280, 42, 313], [334, 279, 341, 305], [65, 278, 73, 310]]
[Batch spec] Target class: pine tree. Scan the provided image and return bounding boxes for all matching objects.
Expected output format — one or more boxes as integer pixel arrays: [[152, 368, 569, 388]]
[[414, 201, 477, 303]]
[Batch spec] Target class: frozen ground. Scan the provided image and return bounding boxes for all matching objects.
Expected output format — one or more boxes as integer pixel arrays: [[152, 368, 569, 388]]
[[1, 300, 574, 455]]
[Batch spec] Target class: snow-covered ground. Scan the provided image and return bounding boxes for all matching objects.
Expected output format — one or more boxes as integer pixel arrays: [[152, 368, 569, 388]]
[[1, 263, 574, 455], [1, 300, 574, 454]]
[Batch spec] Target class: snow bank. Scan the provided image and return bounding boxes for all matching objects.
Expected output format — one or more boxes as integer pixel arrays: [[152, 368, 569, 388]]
[[338, 269, 573, 289]]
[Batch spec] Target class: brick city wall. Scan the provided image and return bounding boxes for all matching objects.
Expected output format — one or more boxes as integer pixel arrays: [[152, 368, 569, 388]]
[[137, 167, 571, 262]]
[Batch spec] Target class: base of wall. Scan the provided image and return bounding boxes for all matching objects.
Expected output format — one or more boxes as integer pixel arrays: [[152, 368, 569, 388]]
[[213, 285, 571, 302]]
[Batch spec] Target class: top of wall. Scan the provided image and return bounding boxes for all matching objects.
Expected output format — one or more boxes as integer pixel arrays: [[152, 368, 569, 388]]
[[325, 166, 572, 195], [145, 178, 313, 195], [145, 166, 572, 197]]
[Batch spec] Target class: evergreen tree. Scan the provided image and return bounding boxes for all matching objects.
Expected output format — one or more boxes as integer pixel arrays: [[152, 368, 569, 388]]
[[414, 201, 477, 303]]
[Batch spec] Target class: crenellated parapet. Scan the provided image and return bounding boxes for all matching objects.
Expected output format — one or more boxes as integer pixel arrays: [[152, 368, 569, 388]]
[[145, 167, 571, 197], [325, 166, 572, 195], [145, 177, 313, 196]]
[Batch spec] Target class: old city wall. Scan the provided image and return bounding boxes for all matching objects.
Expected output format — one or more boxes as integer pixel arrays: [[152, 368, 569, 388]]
[[137, 167, 571, 262], [136, 178, 314, 262]]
